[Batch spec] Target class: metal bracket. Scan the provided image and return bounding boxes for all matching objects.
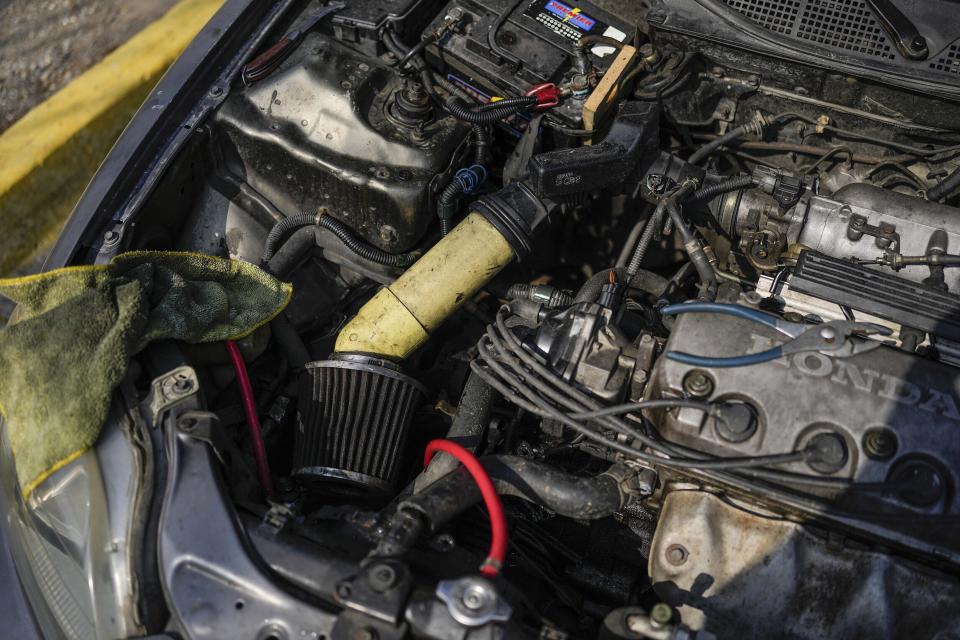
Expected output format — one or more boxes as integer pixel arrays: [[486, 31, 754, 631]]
[[145, 366, 199, 425], [846, 213, 900, 252], [335, 560, 414, 625]]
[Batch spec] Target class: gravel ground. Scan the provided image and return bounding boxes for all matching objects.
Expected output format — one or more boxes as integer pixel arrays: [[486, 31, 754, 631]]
[[0, 0, 179, 133], [0, 0, 179, 319]]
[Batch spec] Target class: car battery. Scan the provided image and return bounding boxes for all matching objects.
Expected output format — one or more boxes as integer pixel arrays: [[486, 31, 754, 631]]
[[330, 0, 450, 55], [425, 0, 634, 128]]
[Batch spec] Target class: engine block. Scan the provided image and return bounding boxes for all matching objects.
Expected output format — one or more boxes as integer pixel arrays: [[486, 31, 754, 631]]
[[646, 309, 960, 565]]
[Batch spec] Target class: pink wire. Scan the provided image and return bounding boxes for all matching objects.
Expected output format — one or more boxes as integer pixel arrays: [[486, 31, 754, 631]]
[[226, 340, 274, 498]]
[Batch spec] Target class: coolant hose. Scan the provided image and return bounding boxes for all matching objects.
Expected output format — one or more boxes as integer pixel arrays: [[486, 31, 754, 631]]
[[335, 213, 517, 359], [402, 455, 631, 522], [928, 166, 960, 202], [415, 373, 496, 492]]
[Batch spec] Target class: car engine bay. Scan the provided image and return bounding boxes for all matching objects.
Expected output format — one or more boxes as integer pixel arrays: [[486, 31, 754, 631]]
[[79, 0, 960, 637]]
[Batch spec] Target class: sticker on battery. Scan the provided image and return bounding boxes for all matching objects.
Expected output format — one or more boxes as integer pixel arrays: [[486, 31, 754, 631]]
[[524, 0, 607, 43]]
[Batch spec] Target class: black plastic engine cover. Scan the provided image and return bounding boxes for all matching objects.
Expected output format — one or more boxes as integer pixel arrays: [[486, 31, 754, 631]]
[[214, 34, 469, 252]]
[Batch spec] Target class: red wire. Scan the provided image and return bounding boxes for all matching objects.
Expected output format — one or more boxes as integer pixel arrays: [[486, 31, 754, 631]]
[[226, 340, 274, 498], [423, 439, 507, 577]]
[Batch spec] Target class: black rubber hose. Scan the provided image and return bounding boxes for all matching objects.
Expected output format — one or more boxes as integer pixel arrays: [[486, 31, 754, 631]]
[[573, 268, 623, 304], [445, 96, 535, 124], [270, 313, 310, 369], [689, 174, 757, 202], [574, 268, 673, 303], [402, 456, 628, 525], [396, 33, 437, 71], [927, 166, 960, 202], [666, 199, 717, 301], [262, 213, 418, 270], [261, 213, 315, 264], [688, 120, 764, 165], [415, 373, 496, 491], [265, 226, 316, 278], [381, 30, 441, 99], [318, 214, 419, 268]]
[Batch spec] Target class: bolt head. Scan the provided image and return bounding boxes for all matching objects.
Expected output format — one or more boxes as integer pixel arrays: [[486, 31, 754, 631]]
[[650, 603, 674, 627], [863, 427, 897, 460], [665, 543, 689, 566], [819, 326, 837, 343], [682, 370, 714, 398], [911, 35, 926, 51]]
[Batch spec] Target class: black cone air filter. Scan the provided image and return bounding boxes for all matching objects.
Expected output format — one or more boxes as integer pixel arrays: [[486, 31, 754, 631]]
[[293, 355, 426, 494]]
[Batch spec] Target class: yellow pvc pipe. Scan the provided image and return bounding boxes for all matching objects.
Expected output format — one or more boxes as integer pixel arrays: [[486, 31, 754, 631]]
[[335, 213, 516, 359]]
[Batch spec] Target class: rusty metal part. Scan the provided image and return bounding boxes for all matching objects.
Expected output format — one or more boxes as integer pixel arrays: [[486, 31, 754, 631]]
[[649, 490, 960, 638]]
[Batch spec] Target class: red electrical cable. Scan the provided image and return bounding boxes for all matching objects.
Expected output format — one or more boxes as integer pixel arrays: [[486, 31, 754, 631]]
[[226, 340, 274, 498], [423, 439, 507, 577]]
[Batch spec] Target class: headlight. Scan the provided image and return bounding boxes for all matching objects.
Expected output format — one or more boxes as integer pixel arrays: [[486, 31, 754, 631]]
[[1, 411, 147, 639]]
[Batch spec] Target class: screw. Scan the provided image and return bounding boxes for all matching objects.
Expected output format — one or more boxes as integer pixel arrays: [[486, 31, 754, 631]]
[[863, 427, 897, 461], [209, 86, 223, 97], [665, 543, 689, 566], [103, 230, 120, 245], [819, 326, 837, 344], [172, 376, 193, 393], [368, 563, 397, 591], [650, 603, 673, 627], [911, 35, 926, 51], [682, 370, 714, 398]]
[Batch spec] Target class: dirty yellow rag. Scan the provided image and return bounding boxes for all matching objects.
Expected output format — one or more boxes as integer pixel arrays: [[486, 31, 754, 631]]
[[0, 251, 291, 496]]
